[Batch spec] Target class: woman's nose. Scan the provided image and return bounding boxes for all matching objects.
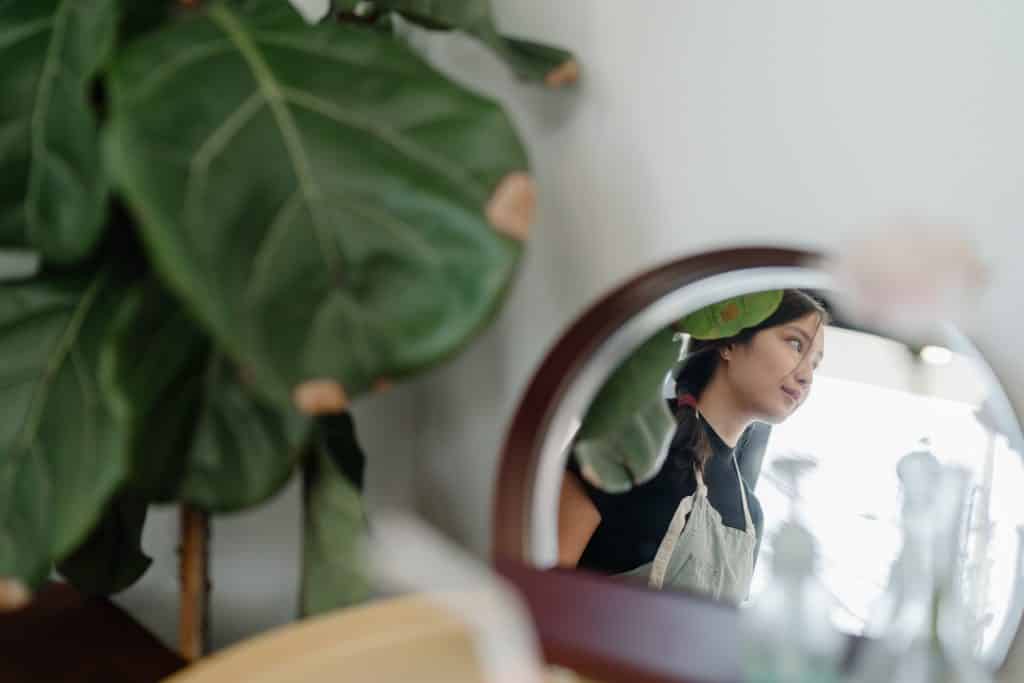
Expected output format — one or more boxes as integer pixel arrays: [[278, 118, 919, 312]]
[[794, 361, 813, 385]]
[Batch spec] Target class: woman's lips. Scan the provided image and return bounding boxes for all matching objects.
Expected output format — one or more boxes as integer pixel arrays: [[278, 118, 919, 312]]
[[781, 386, 801, 403]]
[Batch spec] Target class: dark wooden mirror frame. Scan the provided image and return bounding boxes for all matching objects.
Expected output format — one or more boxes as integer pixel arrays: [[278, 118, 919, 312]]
[[491, 247, 1024, 683]]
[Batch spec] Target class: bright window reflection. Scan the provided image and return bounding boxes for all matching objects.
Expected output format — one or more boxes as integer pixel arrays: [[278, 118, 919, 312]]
[[747, 328, 1024, 658]]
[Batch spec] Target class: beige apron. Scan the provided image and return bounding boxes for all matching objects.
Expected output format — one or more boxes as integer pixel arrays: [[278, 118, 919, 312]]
[[617, 453, 756, 605]]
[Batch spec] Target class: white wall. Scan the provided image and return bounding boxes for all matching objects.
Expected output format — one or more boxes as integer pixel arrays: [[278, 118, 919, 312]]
[[115, 0, 1024, 653]]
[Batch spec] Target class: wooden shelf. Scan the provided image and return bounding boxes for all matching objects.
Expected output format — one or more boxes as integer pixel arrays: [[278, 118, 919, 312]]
[[0, 582, 185, 682]]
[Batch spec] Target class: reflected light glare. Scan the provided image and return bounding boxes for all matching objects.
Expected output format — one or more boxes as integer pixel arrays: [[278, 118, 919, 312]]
[[920, 345, 954, 366]]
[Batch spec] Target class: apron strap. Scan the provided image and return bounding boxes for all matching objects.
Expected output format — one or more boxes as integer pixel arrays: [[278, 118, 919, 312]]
[[648, 466, 704, 589], [732, 453, 755, 534]]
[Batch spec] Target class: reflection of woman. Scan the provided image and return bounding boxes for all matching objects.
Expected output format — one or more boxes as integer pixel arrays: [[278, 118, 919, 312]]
[[558, 290, 828, 604]]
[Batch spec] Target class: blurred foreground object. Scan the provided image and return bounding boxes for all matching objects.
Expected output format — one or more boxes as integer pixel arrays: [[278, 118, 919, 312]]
[[846, 452, 993, 683], [162, 594, 585, 683], [819, 225, 988, 335], [164, 512, 590, 683], [368, 512, 547, 683], [740, 453, 843, 683]]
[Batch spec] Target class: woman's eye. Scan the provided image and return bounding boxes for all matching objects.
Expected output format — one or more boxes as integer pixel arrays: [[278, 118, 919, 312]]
[[788, 338, 803, 352]]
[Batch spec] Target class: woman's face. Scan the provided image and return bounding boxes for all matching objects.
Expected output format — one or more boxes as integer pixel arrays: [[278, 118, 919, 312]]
[[721, 312, 825, 424]]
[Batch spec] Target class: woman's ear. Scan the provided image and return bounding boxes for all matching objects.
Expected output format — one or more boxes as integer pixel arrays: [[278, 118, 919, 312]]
[[719, 344, 733, 361]]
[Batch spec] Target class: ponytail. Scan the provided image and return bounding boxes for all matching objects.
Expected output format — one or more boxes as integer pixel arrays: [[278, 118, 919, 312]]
[[673, 394, 714, 476]]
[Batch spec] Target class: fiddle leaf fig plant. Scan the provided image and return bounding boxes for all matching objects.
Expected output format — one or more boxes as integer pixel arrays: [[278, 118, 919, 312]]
[[300, 412, 371, 617], [103, 282, 306, 511], [57, 495, 151, 596], [105, 0, 533, 406], [0, 0, 576, 617], [335, 0, 579, 86], [0, 0, 117, 264], [0, 270, 134, 589]]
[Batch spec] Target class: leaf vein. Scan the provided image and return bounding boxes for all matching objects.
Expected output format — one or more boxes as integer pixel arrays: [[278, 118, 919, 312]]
[[184, 91, 265, 236], [15, 273, 107, 452], [193, 92, 265, 170], [252, 32, 418, 78], [127, 41, 235, 105], [70, 347, 99, 482], [245, 189, 304, 305], [331, 193, 441, 267], [0, 303, 76, 338], [0, 366, 46, 395], [280, 86, 488, 203], [25, 0, 71, 236], [35, 143, 92, 206], [0, 17, 51, 52], [210, 5, 342, 283]]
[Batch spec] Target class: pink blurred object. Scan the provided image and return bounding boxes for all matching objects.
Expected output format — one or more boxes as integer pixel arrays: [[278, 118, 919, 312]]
[[819, 224, 989, 333]]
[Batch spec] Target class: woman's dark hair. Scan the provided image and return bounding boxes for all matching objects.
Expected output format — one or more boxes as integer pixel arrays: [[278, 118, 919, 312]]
[[672, 289, 830, 474]]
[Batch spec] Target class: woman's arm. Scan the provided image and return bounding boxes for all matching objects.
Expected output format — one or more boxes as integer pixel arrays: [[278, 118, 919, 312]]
[[557, 470, 602, 568]]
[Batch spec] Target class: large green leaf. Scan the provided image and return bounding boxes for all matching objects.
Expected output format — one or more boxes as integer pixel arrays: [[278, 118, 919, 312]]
[[338, 0, 578, 85], [101, 282, 209, 501], [576, 328, 678, 442], [57, 495, 150, 595], [105, 0, 530, 407], [0, 0, 116, 264], [573, 328, 680, 493], [180, 355, 309, 512], [497, 36, 578, 86], [0, 272, 129, 588], [103, 282, 309, 511], [678, 291, 784, 340], [300, 413, 371, 617]]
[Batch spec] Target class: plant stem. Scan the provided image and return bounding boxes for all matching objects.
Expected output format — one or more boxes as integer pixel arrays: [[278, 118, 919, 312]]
[[179, 504, 210, 660]]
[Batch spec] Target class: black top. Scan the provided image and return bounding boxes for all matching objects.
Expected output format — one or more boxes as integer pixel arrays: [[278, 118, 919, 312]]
[[567, 420, 764, 574]]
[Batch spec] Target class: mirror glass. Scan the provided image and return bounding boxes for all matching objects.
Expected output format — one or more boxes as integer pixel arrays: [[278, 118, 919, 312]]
[[524, 270, 1024, 670], [749, 324, 1022, 653]]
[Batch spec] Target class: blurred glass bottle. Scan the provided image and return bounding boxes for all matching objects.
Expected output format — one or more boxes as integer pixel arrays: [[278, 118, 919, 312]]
[[740, 455, 844, 683], [845, 448, 993, 683]]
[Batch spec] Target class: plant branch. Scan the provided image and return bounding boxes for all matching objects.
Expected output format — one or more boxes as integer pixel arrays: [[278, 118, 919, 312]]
[[178, 504, 210, 661]]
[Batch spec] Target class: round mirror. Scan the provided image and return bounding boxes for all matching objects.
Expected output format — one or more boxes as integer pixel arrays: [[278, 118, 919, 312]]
[[494, 247, 1024, 674]]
